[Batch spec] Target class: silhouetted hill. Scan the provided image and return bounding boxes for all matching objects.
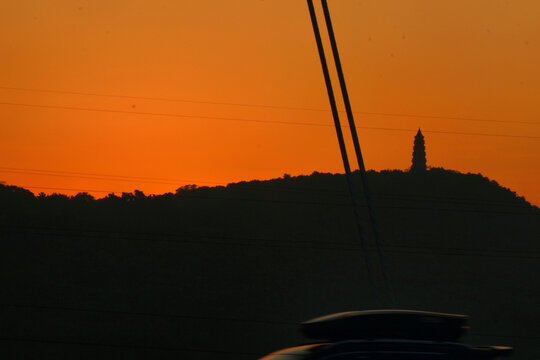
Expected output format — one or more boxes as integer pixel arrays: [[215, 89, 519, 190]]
[[1, 168, 538, 249], [1, 169, 539, 359]]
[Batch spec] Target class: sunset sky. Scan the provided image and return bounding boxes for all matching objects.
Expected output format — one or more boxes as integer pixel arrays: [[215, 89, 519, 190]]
[[1, 0, 539, 205]]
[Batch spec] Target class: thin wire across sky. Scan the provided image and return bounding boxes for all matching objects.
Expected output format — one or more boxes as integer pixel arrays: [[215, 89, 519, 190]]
[[1, 85, 539, 126], [1, 101, 539, 140]]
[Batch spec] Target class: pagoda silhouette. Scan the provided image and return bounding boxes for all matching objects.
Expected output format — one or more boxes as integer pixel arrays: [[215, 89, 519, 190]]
[[410, 128, 427, 172]]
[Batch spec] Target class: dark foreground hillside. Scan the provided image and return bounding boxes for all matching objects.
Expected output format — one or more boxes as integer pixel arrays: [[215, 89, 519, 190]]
[[1, 169, 539, 359]]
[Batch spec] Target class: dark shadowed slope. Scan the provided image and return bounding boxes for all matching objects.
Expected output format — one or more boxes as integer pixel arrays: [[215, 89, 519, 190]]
[[0, 169, 538, 359]]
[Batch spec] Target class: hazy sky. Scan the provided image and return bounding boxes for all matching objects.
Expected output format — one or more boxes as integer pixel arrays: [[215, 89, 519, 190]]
[[1, 0, 539, 204]]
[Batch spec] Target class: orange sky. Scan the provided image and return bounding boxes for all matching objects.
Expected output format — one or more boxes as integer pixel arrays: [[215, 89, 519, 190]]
[[1, 0, 539, 205]]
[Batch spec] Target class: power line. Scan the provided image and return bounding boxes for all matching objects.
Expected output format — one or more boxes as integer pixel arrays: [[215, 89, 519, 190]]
[[17, 185, 120, 194], [2, 85, 539, 126], [2, 101, 540, 139], [1, 303, 537, 341], [2, 166, 535, 208], [4, 225, 540, 260], [0, 335, 533, 355], [0, 169, 202, 187], [2, 180, 536, 214], [307, 0, 381, 306], [354, 111, 540, 126], [0, 85, 318, 112], [0, 336, 263, 356], [0, 166, 222, 185], [6, 179, 532, 209], [21, 185, 353, 206], [0, 101, 330, 127], [3, 183, 537, 215], [318, 0, 394, 305], [0, 303, 295, 326]]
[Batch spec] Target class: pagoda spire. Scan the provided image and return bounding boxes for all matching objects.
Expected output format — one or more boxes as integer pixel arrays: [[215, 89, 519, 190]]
[[410, 128, 427, 172]]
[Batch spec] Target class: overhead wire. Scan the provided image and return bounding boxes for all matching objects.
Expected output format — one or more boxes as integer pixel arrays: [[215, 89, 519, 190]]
[[320, 0, 394, 305], [307, 0, 382, 305], [0, 168, 205, 187], [2, 224, 539, 351], [1, 187, 537, 216], [0, 165, 536, 208], [1, 178, 537, 213], [0, 101, 328, 127], [1, 333, 536, 355], [0, 302, 538, 341], [3, 225, 540, 260], [1, 85, 539, 126], [0, 166, 223, 185], [17, 185, 119, 194], [0, 303, 295, 326], [1, 102, 540, 139], [0, 336, 263, 356]]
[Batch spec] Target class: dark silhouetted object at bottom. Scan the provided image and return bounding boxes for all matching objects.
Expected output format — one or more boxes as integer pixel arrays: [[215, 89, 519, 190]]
[[260, 310, 513, 359]]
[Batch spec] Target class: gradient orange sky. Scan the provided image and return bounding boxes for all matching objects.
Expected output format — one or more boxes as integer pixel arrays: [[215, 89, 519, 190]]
[[1, 0, 539, 205]]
